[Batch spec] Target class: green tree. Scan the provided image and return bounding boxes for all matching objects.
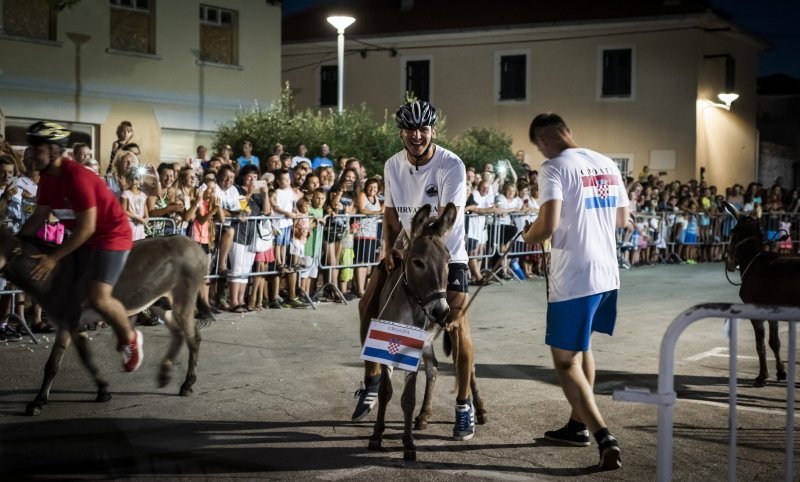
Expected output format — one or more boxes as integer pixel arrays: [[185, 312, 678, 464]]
[[214, 84, 515, 176]]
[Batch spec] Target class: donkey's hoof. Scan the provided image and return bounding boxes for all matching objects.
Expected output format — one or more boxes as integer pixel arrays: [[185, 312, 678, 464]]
[[95, 391, 112, 403], [25, 403, 42, 417], [158, 372, 172, 389], [403, 449, 416, 461], [777, 371, 787, 382], [179, 386, 193, 397], [753, 377, 767, 388], [367, 439, 384, 451], [477, 412, 488, 425], [414, 419, 428, 431]]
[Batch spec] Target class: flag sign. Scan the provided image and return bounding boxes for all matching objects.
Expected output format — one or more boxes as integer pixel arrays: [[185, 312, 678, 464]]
[[360, 319, 428, 372]]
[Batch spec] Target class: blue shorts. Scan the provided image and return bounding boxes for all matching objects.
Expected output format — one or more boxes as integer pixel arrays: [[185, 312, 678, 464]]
[[546, 290, 618, 352], [276, 226, 292, 246]]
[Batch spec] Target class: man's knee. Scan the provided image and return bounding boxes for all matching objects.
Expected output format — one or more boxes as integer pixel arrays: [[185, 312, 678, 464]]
[[551, 347, 581, 372]]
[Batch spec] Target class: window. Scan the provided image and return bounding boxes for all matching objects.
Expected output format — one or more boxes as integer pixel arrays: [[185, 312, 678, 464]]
[[499, 54, 526, 101], [607, 155, 633, 179], [405, 59, 430, 102], [320, 65, 337, 107], [199, 4, 238, 65], [109, 0, 155, 54], [2, 0, 57, 41], [600, 48, 633, 98]]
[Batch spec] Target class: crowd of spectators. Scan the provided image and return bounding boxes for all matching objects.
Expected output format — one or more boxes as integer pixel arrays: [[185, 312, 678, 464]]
[[0, 121, 797, 341]]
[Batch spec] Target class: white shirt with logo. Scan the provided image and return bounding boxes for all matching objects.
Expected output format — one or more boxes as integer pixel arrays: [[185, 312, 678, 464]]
[[384, 146, 468, 264], [538, 148, 629, 302]]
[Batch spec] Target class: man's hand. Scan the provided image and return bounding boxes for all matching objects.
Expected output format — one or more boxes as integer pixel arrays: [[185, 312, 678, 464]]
[[30, 254, 58, 281]]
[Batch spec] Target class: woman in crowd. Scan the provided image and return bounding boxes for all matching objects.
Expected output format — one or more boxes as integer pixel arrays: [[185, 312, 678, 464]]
[[192, 173, 225, 310], [352, 178, 383, 297], [493, 181, 523, 280], [228, 165, 267, 313], [121, 168, 149, 241]]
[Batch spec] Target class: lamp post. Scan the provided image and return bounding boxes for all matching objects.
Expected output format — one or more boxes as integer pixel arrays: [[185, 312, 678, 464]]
[[327, 15, 355, 113]]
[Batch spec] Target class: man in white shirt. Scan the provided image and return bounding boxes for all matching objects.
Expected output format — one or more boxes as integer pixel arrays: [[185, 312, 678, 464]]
[[291, 143, 311, 168], [522, 113, 628, 471], [352, 100, 479, 442]]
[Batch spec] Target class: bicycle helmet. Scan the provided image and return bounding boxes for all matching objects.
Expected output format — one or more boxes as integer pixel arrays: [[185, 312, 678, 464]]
[[27, 121, 71, 147], [395, 100, 438, 130]]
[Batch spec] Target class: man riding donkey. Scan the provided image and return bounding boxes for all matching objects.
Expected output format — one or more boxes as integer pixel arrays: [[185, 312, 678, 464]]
[[353, 100, 479, 441], [21, 121, 143, 372]]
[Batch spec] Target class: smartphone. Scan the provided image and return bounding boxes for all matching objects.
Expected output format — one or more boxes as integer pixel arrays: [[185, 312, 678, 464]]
[[254, 180, 267, 189]]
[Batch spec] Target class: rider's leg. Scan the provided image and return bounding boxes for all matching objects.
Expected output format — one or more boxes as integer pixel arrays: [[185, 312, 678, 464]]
[[88, 280, 134, 344]]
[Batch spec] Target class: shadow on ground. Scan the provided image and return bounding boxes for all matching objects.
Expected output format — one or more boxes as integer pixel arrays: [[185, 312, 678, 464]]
[[0, 417, 603, 477]]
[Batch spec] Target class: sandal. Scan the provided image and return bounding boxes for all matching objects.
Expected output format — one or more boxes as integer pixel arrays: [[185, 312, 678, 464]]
[[230, 304, 248, 314], [33, 322, 57, 333]]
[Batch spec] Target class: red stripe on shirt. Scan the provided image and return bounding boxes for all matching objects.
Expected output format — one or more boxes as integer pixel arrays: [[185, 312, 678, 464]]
[[581, 174, 619, 187]]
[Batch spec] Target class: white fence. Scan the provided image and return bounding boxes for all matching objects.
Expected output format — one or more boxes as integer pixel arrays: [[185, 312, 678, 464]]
[[614, 303, 800, 482]]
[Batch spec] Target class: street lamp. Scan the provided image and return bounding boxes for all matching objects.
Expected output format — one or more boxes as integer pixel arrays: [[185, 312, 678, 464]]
[[327, 15, 355, 113]]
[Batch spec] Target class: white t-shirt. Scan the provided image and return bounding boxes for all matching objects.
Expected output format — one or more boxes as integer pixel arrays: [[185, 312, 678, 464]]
[[384, 146, 468, 264], [538, 148, 629, 302], [291, 155, 311, 168], [275, 187, 296, 229]]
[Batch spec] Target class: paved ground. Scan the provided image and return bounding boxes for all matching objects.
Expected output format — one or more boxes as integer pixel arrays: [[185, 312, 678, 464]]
[[0, 262, 798, 480]]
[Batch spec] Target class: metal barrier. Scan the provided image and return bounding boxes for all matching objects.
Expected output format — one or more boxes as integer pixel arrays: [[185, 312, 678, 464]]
[[315, 213, 382, 304], [614, 303, 800, 482], [0, 289, 37, 344]]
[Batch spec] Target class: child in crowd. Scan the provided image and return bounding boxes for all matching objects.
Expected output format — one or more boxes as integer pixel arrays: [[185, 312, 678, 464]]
[[121, 169, 149, 241], [192, 174, 224, 309], [272, 169, 296, 272], [285, 197, 312, 308], [302, 188, 325, 300]]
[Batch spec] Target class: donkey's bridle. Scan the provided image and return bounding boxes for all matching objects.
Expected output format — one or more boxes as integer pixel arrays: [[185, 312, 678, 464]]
[[724, 234, 761, 286]]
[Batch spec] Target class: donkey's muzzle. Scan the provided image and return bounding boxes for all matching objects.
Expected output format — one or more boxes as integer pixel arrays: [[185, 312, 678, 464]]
[[425, 299, 450, 327]]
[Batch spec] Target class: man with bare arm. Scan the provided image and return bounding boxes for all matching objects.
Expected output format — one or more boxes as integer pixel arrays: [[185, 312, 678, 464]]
[[523, 113, 628, 470], [353, 100, 476, 441]]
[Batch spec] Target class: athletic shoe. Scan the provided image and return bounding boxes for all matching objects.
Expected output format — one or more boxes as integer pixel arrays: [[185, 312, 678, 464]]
[[598, 434, 622, 470], [453, 399, 475, 441], [351, 379, 380, 421], [288, 297, 308, 309], [268, 300, 282, 309], [118, 329, 143, 372], [2, 325, 22, 342], [544, 423, 591, 446]]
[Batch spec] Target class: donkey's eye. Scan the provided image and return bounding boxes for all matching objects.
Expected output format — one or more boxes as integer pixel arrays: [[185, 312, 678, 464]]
[[412, 259, 424, 269]]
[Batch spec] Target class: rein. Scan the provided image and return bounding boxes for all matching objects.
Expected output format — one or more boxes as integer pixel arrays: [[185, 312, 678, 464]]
[[723, 234, 766, 286], [375, 263, 447, 330]]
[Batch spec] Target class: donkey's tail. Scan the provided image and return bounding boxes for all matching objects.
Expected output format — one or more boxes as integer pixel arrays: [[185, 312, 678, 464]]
[[195, 296, 215, 329], [443, 330, 452, 357]]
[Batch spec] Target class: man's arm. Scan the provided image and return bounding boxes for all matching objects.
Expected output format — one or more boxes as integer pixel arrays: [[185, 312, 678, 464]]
[[616, 203, 631, 228], [522, 199, 561, 244], [383, 207, 402, 270], [20, 205, 52, 237]]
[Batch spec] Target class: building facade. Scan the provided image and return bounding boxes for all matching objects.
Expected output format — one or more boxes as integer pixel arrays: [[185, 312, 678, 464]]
[[283, 1, 765, 189], [0, 0, 281, 168]]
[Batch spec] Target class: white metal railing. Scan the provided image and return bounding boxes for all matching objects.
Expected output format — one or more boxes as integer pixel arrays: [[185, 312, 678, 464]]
[[614, 303, 800, 482]]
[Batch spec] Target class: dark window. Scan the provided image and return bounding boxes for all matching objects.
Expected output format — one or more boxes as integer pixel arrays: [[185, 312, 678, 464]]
[[320, 65, 337, 107], [199, 4, 238, 65], [406, 60, 430, 102], [109, 0, 156, 54], [602, 49, 632, 97], [2, 0, 56, 41], [499, 54, 526, 101]]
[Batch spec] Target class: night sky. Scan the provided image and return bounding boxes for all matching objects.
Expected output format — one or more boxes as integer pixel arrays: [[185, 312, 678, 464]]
[[283, 0, 798, 78]]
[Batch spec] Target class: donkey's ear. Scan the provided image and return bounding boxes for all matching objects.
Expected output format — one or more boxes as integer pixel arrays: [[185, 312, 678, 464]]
[[719, 200, 739, 219], [433, 203, 458, 237], [410, 204, 432, 240]]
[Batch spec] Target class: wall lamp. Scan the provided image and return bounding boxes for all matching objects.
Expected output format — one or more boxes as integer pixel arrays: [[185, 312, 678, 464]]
[[704, 54, 739, 111]]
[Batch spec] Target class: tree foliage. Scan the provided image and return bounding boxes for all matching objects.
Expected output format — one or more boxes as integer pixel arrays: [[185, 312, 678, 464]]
[[214, 83, 515, 176]]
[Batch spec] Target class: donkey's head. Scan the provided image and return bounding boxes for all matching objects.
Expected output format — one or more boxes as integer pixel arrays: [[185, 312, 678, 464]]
[[0, 228, 59, 294], [403, 203, 457, 327], [720, 200, 763, 272]]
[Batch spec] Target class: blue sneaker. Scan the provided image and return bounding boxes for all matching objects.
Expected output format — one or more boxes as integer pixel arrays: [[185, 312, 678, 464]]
[[453, 399, 475, 441]]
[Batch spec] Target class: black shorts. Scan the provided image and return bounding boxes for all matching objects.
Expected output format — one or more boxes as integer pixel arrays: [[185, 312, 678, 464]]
[[466, 237, 478, 253], [500, 224, 518, 245], [76, 247, 129, 286]]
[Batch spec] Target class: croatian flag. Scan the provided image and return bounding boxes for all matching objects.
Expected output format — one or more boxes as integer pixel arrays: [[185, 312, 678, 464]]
[[360, 319, 427, 372], [582, 174, 619, 209]]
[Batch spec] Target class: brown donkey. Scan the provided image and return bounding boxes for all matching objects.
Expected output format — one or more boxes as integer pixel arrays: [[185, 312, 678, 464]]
[[0, 229, 212, 415], [721, 201, 797, 386], [367, 203, 486, 461]]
